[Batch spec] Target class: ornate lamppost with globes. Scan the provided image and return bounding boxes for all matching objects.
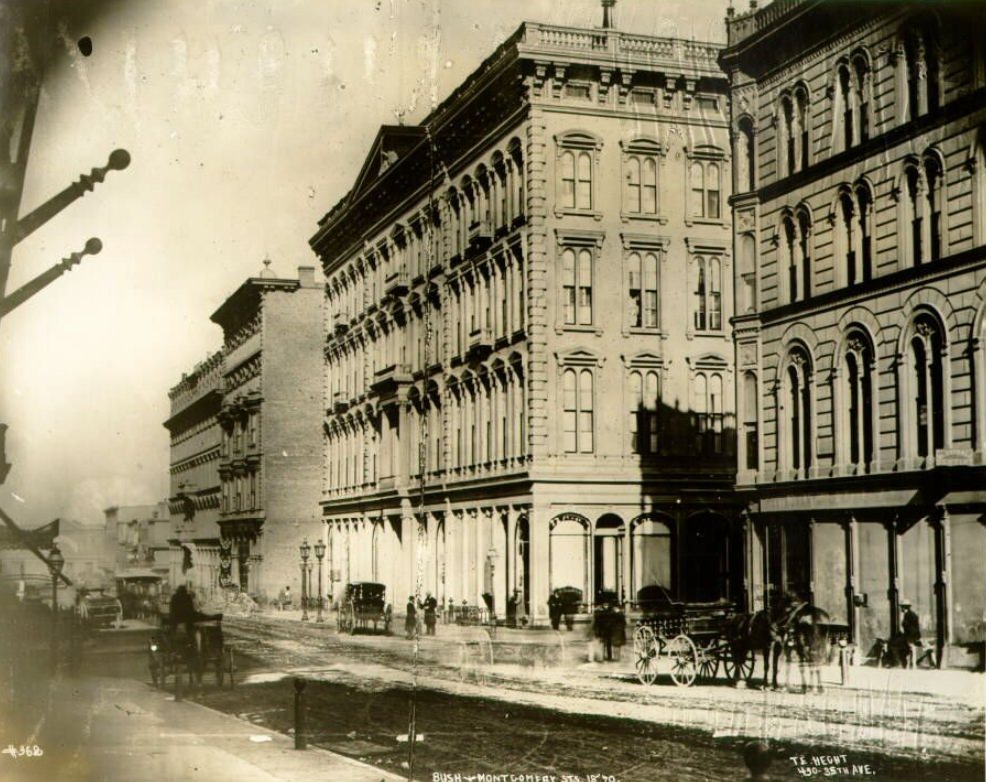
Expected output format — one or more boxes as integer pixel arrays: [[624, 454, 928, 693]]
[[314, 539, 325, 623], [299, 538, 311, 622], [48, 543, 65, 672]]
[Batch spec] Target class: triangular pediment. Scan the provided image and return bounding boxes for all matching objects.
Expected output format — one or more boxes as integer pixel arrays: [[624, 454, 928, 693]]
[[349, 125, 427, 202]]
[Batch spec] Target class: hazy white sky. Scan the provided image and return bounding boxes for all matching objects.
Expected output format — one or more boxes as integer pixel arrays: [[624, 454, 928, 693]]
[[0, 0, 729, 529]]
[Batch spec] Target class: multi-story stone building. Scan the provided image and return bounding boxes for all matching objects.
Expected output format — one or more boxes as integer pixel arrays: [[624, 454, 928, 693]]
[[313, 21, 738, 623], [721, 0, 986, 666], [166, 351, 224, 597], [210, 262, 323, 601]]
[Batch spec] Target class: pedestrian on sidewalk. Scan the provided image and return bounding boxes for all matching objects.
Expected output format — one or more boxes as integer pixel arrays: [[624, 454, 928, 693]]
[[405, 596, 417, 639], [422, 592, 438, 635], [901, 602, 934, 668]]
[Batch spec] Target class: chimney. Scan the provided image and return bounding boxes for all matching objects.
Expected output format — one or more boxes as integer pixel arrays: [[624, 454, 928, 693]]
[[298, 266, 315, 288]]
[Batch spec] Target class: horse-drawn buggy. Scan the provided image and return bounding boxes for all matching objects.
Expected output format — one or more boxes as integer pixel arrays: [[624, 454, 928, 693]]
[[337, 582, 392, 635], [148, 615, 235, 690], [631, 585, 739, 687]]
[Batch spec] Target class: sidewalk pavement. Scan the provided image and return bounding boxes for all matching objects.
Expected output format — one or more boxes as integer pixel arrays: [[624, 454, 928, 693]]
[[5, 672, 401, 782], [249, 609, 985, 704]]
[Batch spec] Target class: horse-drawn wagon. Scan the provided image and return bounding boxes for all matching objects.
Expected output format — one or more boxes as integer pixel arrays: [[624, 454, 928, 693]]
[[148, 616, 235, 689], [631, 585, 740, 687], [336, 582, 392, 635]]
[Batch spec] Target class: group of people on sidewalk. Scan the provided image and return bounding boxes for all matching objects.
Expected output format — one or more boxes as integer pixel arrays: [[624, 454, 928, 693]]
[[404, 593, 439, 638]]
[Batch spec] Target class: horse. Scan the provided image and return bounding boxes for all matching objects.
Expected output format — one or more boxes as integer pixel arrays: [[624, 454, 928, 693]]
[[725, 594, 827, 690], [788, 605, 832, 692]]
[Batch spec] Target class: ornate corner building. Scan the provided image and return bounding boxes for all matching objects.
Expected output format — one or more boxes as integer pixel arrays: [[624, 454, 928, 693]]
[[166, 264, 323, 601], [721, 0, 986, 666], [311, 22, 741, 624]]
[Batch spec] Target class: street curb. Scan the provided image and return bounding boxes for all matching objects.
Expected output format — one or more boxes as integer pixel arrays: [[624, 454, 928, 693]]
[[168, 684, 407, 781]]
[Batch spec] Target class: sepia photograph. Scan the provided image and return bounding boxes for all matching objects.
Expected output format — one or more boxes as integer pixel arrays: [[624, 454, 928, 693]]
[[0, 0, 984, 780]]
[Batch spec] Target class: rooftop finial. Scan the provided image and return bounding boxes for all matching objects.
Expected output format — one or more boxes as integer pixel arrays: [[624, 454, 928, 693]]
[[259, 256, 275, 278], [602, 0, 616, 29]]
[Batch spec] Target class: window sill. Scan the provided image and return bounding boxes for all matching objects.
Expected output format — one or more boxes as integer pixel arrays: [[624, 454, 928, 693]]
[[626, 326, 664, 337], [555, 324, 602, 336], [620, 212, 668, 225], [684, 217, 727, 228], [554, 208, 603, 221]]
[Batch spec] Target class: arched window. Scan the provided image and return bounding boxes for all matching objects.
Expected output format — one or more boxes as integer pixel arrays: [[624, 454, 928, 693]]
[[560, 151, 576, 208], [689, 155, 722, 219], [795, 85, 809, 171], [781, 95, 795, 176], [556, 132, 599, 212], [692, 371, 725, 456], [838, 189, 857, 285], [742, 371, 759, 470], [694, 257, 707, 330], [709, 258, 722, 330], [562, 368, 594, 453], [910, 315, 945, 458], [785, 347, 813, 475], [782, 213, 798, 303], [902, 25, 941, 122], [797, 207, 812, 299], [904, 161, 923, 266], [838, 63, 853, 151], [624, 144, 659, 215], [628, 251, 660, 329], [628, 369, 661, 456], [853, 54, 870, 143], [844, 332, 875, 469], [856, 181, 873, 282], [924, 153, 943, 262], [737, 116, 756, 192]]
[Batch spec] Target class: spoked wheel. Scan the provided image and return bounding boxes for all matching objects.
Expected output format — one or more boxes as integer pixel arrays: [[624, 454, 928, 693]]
[[667, 634, 699, 687], [633, 626, 660, 686], [696, 640, 721, 683], [723, 652, 754, 685]]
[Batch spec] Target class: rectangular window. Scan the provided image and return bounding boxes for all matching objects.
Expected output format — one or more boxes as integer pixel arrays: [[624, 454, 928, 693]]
[[561, 245, 594, 326], [562, 368, 594, 453]]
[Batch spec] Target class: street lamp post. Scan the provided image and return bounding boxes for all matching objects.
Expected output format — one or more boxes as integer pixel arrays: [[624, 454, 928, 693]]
[[48, 543, 65, 672], [314, 539, 325, 623], [300, 539, 311, 621]]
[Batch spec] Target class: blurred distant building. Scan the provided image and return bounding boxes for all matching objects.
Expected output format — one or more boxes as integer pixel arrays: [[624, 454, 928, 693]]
[[104, 501, 171, 580], [0, 518, 111, 597]]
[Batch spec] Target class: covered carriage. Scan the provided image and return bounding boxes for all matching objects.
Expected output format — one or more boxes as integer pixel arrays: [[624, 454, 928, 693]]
[[337, 582, 392, 635], [148, 616, 235, 689]]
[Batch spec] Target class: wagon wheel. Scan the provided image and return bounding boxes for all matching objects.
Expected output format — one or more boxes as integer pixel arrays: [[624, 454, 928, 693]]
[[696, 638, 721, 682], [667, 634, 699, 687], [633, 626, 660, 686], [723, 651, 754, 684]]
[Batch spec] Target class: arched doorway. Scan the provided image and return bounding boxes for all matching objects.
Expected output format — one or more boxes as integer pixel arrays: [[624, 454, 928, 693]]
[[630, 514, 673, 600], [549, 513, 589, 600], [593, 514, 625, 603], [681, 512, 731, 602]]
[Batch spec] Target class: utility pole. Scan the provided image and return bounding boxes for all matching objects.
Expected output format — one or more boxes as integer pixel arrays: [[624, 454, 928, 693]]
[[0, 3, 130, 573]]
